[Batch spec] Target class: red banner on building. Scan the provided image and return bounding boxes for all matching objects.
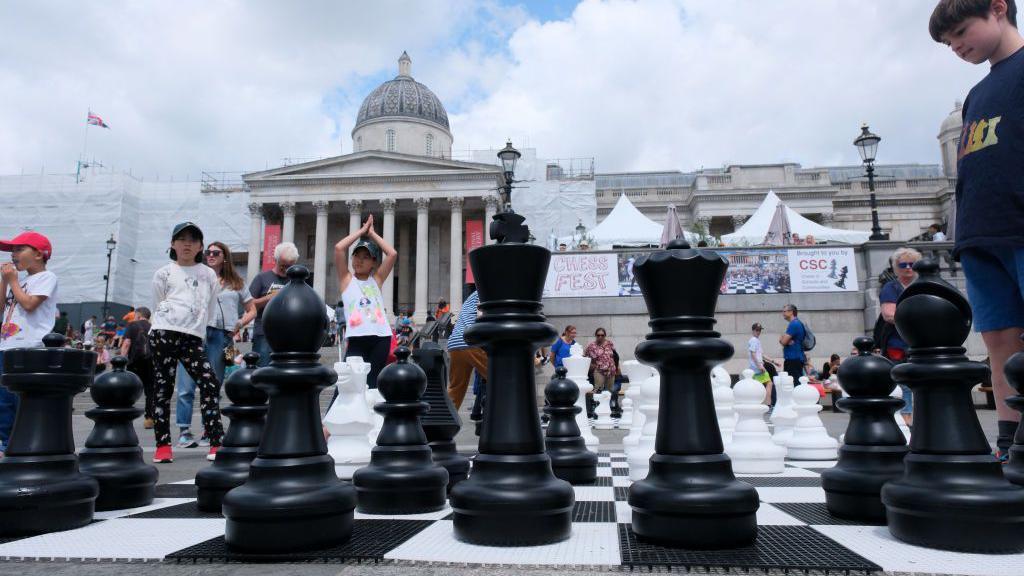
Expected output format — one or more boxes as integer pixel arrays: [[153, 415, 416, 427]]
[[261, 224, 281, 271], [465, 220, 485, 284]]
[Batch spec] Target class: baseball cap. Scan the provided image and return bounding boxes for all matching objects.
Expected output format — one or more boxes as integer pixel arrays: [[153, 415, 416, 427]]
[[171, 222, 203, 241], [352, 238, 381, 261], [0, 231, 53, 260]]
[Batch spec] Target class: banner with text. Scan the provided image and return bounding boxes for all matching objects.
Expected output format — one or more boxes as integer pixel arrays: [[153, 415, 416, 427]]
[[786, 247, 859, 292], [543, 252, 619, 298], [261, 223, 281, 271], [465, 220, 485, 284]]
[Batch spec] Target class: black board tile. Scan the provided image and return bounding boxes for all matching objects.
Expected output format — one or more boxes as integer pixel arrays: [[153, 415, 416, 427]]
[[771, 502, 886, 526]]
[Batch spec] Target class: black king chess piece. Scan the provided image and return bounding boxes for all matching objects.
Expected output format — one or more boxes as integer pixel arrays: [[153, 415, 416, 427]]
[[881, 259, 1024, 552], [222, 266, 356, 553], [544, 366, 598, 484], [999, 337, 1024, 486], [0, 334, 99, 535], [196, 352, 268, 512], [821, 336, 907, 523], [627, 239, 759, 548], [79, 355, 159, 511], [448, 209, 574, 546], [353, 347, 448, 512], [413, 342, 469, 491]]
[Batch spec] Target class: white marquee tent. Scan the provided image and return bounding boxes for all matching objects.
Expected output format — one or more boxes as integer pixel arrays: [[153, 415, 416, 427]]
[[722, 191, 871, 246], [560, 193, 693, 248]]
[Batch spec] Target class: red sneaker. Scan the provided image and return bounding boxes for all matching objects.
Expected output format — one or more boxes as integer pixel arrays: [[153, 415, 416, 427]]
[[206, 446, 220, 461], [153, 445, 174, 463]]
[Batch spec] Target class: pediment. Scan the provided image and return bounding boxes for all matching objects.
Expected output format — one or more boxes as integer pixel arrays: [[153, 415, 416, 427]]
[[244, 151, 499, 182]]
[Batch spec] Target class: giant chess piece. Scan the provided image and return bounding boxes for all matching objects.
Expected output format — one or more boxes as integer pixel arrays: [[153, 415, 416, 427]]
[[711, 365, 736, 446], [564, 343, 598, 449], [0, 334, 99, 535], [223, 266, 357, 553], [544, 366, 598, 484], [323, 360, 373, 479], [628, 370, 660, 480], [353, 347, 448, 513], [770, 372, 797, 447], [79, 355, 158, 511], [728, 369, 786, 474], [413, 342, 469, 491], [785, 379, 838, 460], [196, 352, 267, 511], [593, 390, 614, 429], [881, 259, 1024, 552], [1005, 344, 1024, 486], [620, 361, 653, 450], [627, 240, 759, 548], [365, 385, 385, 445], [448, 237, 575, 546], [822, 337, 907, 522]]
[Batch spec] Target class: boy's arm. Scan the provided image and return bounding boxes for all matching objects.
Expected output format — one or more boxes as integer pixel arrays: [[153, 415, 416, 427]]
[[1, 265, 49, 312]]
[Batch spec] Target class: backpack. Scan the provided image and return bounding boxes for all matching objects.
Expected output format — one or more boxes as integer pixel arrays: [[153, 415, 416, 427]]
[[799, 319, 816, 352], [129, 321, 152, 361]]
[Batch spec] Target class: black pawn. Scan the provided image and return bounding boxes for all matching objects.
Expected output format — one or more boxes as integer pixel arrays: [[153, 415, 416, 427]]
[[881, 259, 1024, 552], [196, 352, 268, 511], [448, 241, 574, 546], [353, 347, 448, 513], [79, 355, 159, 511], [0, 334, 99, 535], [821, 337, 907, 522], [627, 240, 759, 548], [413, 342, 469, 491], [222, 266, 356, 553], [544, 366, 597, 484], [1001, 343, 1024, 486]]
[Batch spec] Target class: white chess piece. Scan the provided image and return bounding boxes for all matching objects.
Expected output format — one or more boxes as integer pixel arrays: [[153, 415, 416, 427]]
[[348, 357, 383, 445], [890, 385, 912, 442], [620, 361, 652, 450], [785, 378, 839, 460], [594, 390, 614, 430], [563, 344, 598, 449], [324, 361, 373, 478], [711, 365, 732, 390], [619, 394, 634, 428], [727, 369, 786, 474], [628, 371, 660, 481], [713, 381, 736, 446], [771, 372, 798, 448]]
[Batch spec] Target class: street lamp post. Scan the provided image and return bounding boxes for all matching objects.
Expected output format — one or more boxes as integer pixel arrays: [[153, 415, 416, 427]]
[[854, 124, 888, 241], [496, 141, 521, 211], [490, 141, 528, 244], [102, 234, 116, 319]]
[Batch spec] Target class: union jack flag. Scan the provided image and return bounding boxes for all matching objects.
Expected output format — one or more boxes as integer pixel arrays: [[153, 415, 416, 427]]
[[87, 112, 109, 129]]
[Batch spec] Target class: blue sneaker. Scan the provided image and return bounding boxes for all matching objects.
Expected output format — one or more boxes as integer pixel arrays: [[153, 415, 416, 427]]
[[177, 431, 198, 449], [996, 450, 1010, 464]]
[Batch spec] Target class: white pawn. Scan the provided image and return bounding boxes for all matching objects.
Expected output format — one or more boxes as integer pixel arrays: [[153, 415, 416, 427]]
[[619, 394, 634, 428], [890, 385, 912, 442], [713, 381, 736, 446], [786, 378, 838, 460], [564, 344, 599, 449], [620, 361, 652, 449], [594, 390, 614, 430], [771, 372, 798, 448], [727, 369, 786, 474], [324, 361, 373, 478], [628, 371, 660, 481]]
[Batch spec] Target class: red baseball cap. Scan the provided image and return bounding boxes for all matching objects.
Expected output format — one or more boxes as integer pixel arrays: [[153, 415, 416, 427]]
[[0, 231, 53, 260]]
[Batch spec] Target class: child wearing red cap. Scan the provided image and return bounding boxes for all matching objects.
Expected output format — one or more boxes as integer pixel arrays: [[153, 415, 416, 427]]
[[0, 231, 58, 457]]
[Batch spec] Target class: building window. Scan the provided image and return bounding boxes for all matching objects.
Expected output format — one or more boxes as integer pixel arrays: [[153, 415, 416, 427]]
[[356, 136, 362, 152], [386, 129, 396, 152], [425, 133, 434, 156]]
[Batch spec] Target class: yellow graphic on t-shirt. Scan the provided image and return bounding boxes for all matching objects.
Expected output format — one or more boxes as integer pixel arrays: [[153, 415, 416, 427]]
[[959, 115, 1001, 159]]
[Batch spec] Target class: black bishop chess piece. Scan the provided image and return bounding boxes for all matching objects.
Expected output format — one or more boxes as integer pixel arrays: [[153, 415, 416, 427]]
[[881, 259, 1024, 552], [544, 366, 597, 485], [448, 222, 574, 546], [0, 334, 99, 535], [353, 347, 448, 513], [196, 352, 267, 512], [79, 355, 159, 511], [1000, 339, 1024, 486], [821, 336, 907, 523], [222, 266, 356, 553], [627, 239, 759, 548], [412, 341, 469, 491]]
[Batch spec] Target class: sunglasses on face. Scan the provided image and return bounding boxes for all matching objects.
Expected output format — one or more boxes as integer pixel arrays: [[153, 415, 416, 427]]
[[205, 249, 223, 257], [596, 333, 606, 338], [897, 261, 915, 269]]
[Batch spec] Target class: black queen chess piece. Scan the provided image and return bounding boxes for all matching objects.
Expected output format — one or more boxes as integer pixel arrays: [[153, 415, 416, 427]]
[[353, 347, 448, 513], [79, 355, 159, 511], [881, 259, 1024, 552], [222, 266, 356, 553], [1004, 339, 1024, 486], [412, 342, 469, 491], [627, 239, 759, 548], [544, 366, 598, 484], [0, 334, 99, 535], [196, 352, 267, 511], [821, 337, 907, 523]]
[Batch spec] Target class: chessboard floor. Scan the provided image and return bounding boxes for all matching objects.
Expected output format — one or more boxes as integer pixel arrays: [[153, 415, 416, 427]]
[[0, 453, 1021, 576]]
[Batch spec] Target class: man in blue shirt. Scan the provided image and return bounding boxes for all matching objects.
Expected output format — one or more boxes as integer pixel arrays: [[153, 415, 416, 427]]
[[778, 304, 806, 383]]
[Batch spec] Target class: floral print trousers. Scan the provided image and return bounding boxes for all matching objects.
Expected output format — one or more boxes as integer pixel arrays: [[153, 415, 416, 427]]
[[150, 329, 224, 447]]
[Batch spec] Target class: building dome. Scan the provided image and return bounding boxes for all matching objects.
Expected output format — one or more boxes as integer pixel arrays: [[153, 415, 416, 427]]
[[939, 100, 963, 136], [937, 100, 963, 178]]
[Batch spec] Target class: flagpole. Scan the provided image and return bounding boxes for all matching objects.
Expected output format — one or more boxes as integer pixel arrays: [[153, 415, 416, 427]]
[[80, 108, 91, 182]]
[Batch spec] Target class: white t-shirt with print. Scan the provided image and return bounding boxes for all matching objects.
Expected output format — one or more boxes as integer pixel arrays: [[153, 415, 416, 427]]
[[747, 336, 764, 372], [1, 270, 58, 350], [150, 262, 221, 340]]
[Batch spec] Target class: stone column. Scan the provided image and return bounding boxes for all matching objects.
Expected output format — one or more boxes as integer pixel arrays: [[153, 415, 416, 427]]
[[397, 218, 411, 311], [731, 214, 748, 231], [414, 196, 430, 323], [484, 194, 500, 245], [347, 199, 363, 257], [448, 196, 464, 314], [821, 212, 835, 226], [281, 201, 296, 245], [246, 202, 263, 284], [381, 198, 397, 316], [312, 201, 329, 299]]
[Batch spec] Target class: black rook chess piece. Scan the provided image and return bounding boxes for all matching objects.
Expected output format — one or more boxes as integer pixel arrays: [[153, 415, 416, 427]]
[[353, 347, 448, 513], [881, 259, 1024, 552], [413, 342, 469, 491], [627, 240, 759, 548], [544, 366, 597, 484], [448, 241, 574, 545], [222, 266, 356, 553], [196, 352, 267, 511], [79, 355, 159, 511], [0, 334, 99, 535], [1001, 342, 1024, 486], [821, 337, 907, 523]]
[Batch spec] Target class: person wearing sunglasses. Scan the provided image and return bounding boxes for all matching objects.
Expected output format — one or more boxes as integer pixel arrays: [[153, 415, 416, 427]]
[[879, 247, 923, 426]]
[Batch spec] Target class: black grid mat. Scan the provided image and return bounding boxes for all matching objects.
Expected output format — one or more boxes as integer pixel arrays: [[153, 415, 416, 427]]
[[572, 500, 616, 522], [618, 523, 881, 572], [129, 501, 224, 519], [614, 487, 630, 501], [590, 476, 613, 487], [167, 519, 433, 563], [772, 502, 885, 526], [740, 476, 822, 487], [154, 484, 198, 498], [611, 468, 629, 476]]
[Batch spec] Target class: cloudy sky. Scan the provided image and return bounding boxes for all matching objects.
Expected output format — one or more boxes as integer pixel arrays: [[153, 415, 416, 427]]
[[0, 1, 983, 179]]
